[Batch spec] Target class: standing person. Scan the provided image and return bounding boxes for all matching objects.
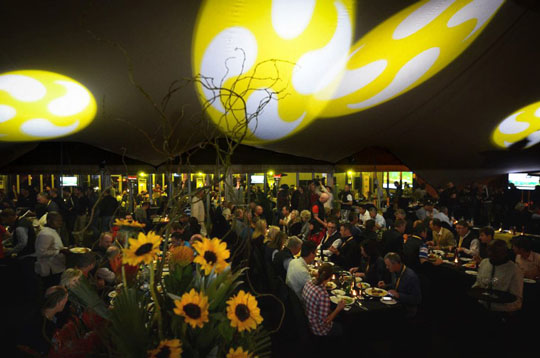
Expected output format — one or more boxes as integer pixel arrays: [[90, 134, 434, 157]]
[[35, 212, 66, 288], [72, 187, 90, 245], [339, 184, 353, 222], [36, 192, 60, 221], [276, 184, 290, 213], [134, 201, 151, 227], [191, 190, 207, 236], [97, 189, 118, 233], [311, 192, 329, 234]]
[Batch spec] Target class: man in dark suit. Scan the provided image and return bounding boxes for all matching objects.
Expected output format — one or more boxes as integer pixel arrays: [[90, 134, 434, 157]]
[[381, 218, 405, 256], [330, 223, 361, 269]]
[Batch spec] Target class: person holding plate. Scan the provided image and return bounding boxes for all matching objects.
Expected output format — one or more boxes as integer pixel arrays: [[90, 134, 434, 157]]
[[379, 252, 422, 318]]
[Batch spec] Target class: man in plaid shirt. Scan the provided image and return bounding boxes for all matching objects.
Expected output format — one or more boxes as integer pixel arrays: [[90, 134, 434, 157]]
[[302, 264, 346, 336]]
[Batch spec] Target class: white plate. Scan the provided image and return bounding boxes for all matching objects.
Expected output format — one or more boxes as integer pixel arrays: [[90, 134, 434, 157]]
[[356, 282, 371, 289], [330, 295, 355, 305], [442, 260, 454, 264], [108, 291, 117, 298], [70, 247, 90, 254], [465, 270, 477, 276], [460, 257, 473, 262], [523, 278, 536, 284], [355, 276, 363, 282], [433, 250, 445, 256], [325, 282, 337, 290], [380, 297, 397, 305], [331, 289, 346, 296]]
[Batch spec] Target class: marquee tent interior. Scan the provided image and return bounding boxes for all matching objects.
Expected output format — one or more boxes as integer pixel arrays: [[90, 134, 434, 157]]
[[1, 0, 540, 184]]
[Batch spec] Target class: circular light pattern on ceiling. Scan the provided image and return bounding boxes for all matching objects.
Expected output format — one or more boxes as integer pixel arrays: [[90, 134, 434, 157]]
[[492, 101, 540, 149], [317, 0, 505, 117], [192, 0, 355, 144], [0, 70, 97, 142]]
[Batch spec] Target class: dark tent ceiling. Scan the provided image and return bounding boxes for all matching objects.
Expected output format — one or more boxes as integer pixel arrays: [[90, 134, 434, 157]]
[[1, 0, 540, 183]]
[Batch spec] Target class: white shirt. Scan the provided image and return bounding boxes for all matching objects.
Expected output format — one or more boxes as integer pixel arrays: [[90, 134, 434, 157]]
[[473, 259, 523, 312], [191, 196, 205, 223], [434, 212, 452, 227], [286, 257, 311, 301], [34, 227, 65, 276], [359, 211, 371, 224], [458, 232, 479, 257], [317, 232, 342, 257], [370, 213, 386, 228]]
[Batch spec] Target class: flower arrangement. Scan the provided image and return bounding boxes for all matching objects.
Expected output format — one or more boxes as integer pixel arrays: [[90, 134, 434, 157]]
[[70, 230, 270, 358]]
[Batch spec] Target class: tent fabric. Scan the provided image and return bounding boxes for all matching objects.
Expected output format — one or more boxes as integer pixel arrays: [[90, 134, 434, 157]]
[[1, 1, 540, 184]]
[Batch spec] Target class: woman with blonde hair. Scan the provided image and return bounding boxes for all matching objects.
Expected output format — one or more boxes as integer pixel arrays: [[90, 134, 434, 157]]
[[299, 210, 312, 240], [248, 218, 272, 292]]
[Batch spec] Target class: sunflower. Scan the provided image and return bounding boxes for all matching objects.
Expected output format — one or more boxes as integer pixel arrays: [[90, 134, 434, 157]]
[[226, 347, 255, 358], [147, 339, 182, 358], [173, 289, 209, 328], [226, 290, 263, 332], [122, 231, 162, 265], [114, 218, 146, 228], [168, 245, 194, 267], [192, 237, 230, 275]]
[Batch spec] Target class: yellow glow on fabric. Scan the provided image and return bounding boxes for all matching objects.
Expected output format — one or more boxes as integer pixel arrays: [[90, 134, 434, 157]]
[[492, 101, 540, 149], [192, 0, 355, 144], [0, 70, 96, 142], [318, 0, 505, 117]]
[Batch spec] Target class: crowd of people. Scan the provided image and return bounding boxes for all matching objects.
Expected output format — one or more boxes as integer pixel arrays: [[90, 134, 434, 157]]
[[1, 178, 540, 357]]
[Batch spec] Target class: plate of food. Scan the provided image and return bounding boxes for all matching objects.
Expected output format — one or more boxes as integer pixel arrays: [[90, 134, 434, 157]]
[[326, 281, 337, 290], [330, 295, 355, 305], [70, 247, 90, 254], [108, 291, 117, 298], [356, 282, 371, 289], [340, 270, 352, 276], [428, 253, 440, 262], [463, 262, 477, 269], [331, 289, 346, 296], [465, 270, 477, 276], [380, 297, 397, 305], [355, 276, 363, 283], [460, 257, 473, 262], [433, 250, 445, 256], [523, 278, 536, 284], [364, 287, 388, 297]]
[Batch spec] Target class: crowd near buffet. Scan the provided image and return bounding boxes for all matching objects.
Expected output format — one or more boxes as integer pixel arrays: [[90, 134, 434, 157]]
[[2, 179, 540, 357]]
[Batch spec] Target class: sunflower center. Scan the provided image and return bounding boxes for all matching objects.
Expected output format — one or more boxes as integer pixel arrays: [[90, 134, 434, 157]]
[[135, 243, 154, 256], [155, 346, 171, 358], [203, 250, 218, 264], [235, 304, 251, 322], [183, 303, 202, 319]]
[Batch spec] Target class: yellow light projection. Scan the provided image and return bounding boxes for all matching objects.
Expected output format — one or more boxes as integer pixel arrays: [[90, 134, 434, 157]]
[[192, 0, 355, 144], [492, 101, 540, 149], [192, 0, 504, 143], [0, 70, 96, 142], [318, 0, 505, 117]]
